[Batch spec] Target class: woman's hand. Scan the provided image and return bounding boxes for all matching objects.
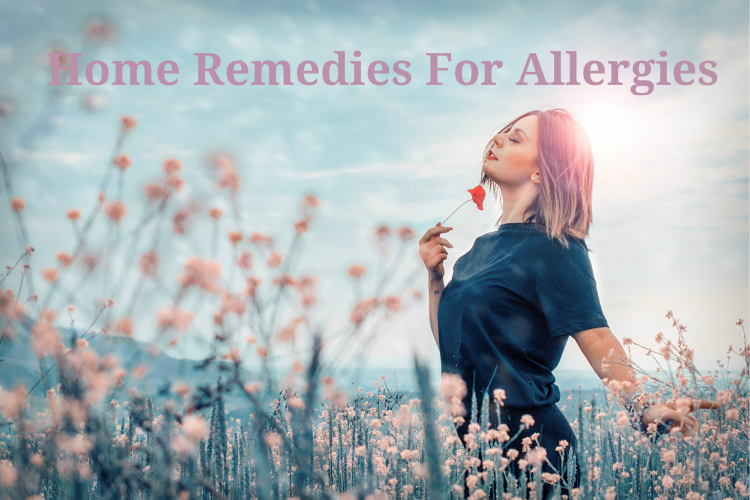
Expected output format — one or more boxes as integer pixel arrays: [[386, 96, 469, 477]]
[[641, 399, 720, 438], [419, 223, 453, 280]]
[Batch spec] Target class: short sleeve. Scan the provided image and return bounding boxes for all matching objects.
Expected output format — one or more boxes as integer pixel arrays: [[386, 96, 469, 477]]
[[534, 237, 608, 338]]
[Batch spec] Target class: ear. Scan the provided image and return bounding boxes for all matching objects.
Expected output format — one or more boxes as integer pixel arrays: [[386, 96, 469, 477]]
[[530, 169, 541, 184]]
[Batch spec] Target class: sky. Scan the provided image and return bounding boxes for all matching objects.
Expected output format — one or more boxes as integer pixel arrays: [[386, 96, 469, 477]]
[[0, 0, 748, 388]]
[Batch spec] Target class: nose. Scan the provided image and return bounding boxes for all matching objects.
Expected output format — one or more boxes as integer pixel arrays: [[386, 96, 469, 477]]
[[492, 134, 503, 148]]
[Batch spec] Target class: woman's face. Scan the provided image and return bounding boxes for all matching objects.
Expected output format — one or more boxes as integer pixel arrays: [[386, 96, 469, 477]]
[[483, 114, 540, 187]]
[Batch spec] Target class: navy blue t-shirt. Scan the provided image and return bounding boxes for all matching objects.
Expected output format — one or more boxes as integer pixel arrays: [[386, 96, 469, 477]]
[[437, 221, 608, 411]]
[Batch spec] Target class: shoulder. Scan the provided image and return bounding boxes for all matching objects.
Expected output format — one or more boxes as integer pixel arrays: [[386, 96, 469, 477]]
[[537, 231, 589, 258], [532, 233, 593, 278]]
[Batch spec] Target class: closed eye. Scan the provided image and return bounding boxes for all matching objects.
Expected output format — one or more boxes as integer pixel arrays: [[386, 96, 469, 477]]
[[509, 137, 520, 144]]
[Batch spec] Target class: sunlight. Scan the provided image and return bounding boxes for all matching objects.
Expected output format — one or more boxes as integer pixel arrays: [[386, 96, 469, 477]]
[[578, 101, 638, 157]]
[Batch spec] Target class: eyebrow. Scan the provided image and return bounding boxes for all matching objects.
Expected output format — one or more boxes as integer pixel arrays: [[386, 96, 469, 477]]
[[510, 127, 527, 139]]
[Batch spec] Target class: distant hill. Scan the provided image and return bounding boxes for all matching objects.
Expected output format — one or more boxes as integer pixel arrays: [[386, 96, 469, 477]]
[[1, 317, 610, 424]]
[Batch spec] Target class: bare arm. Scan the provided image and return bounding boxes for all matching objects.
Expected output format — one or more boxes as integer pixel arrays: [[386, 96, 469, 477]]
[[418, 224, 454, 351], [572, 326, 717, 437], [428, 275, 444, 349]]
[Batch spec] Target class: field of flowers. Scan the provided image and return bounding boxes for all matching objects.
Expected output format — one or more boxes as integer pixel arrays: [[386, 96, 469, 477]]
[[0, 115, 748, 500]]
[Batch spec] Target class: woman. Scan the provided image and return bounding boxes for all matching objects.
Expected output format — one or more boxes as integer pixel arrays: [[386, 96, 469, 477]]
[[418, 109, 717, 499]]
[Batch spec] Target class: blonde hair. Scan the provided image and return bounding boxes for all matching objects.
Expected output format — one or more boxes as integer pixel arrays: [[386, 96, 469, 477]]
[[480, 108, 595, 249]]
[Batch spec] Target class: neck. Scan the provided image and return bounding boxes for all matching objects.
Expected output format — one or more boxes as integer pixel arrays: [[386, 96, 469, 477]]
[[499, 183, 540, 224]]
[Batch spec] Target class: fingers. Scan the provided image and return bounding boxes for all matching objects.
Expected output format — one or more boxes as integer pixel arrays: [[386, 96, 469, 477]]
[[419, 226, 453, 244], [426, 250, 448, 276], [427, 246, 448, 266], [431, 237, 453, 249], [658, 409, 699, 438], [696, 400, 722, 410]]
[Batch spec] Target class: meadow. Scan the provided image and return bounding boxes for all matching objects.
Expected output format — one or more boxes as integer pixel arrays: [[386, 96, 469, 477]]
[[0, 115, 748, 500]]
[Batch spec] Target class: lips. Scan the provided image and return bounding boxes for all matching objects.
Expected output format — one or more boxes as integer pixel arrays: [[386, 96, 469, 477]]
[[487, 150, 498, 161]]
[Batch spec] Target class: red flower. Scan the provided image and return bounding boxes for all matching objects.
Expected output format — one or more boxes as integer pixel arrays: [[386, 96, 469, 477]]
[[468, 185, 485, 210]]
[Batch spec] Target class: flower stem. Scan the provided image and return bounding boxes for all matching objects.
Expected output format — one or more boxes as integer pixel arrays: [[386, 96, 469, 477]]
[[441, 199, 471, 226]]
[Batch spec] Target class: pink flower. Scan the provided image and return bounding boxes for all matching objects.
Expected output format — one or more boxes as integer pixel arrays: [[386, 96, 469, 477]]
[[132, 365, 147, 379], [0, 386, 25, 420], [244, 382, 262, 394], [351, 298, 378, 326], [208, 207, 223, 220], [0, 460, 18, 488], [139, 250, 159, 278], [85, 19, 116, 42], [42, 268, 58, 283], [113, 154, 131, 171], [396, 226, 416, 242], [264, 431, 282, 448], [301, 194, 320, 208], [528, 446, 547, 466], [659, 343, 671, 360], [57, 434, 93, 455], [617, 411, 629, 426], [220, 290, 246, 316], [441, 373, 467, 417], [273, 274, 299, 289], [298, 275, 318, 291], [267, 252, 282, 268], [384, 295, 402, 312], [375, 225, 391, 240], [300, 294, 316, 308], [166, 175, 184, 191], [163, 158, 182, 174], [157, 308, 195, 332], [31, 319, 64, 358], [236, 251, 252, 270], [294, 219, 309, 234], [493, 388, 506, 406], [10, 197, 24, 212], [144, 183, 167, 201], [249, 232, 273, 244], [0, 295, 24, 321], [210, 154, 240, 192], [114, 317, 133, 336], [394, 404, 411, 428], [121, 116, 137, 131], [245, 277, 261, 297], [55, 251, 74, 267], [520, 414, 535, 429], [715, 389, 733, 405], [288, 397, 305, 410], [228, 231, 243, 247], [347, 264, 367, 279], [182, 415, 208, 441], [178, 257, 221, 293], [661, 475, 674, 489], [105, 201, 127, 223], [67, 208, 80, 221]]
